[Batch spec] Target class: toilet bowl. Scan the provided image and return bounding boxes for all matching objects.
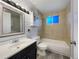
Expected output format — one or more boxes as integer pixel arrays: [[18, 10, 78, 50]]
[[34, 36, 48, 51], [38, 42, 48, 50], [32, 36, 48, 57], [37, 42, 48, 57]]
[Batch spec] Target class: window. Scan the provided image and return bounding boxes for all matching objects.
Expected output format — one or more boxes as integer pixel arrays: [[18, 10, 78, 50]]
[[46, 16, 59, 25]]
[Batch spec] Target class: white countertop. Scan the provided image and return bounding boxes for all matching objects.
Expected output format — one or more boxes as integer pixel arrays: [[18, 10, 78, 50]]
[[0, 38, 36, 59]]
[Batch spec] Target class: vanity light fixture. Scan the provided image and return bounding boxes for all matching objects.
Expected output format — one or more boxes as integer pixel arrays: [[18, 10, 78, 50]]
[[8, 1, 16, 7], [26, 11, 29, 14], [2, 0, 9, 3], [16, 5, 22, 10], [2, 0, 30, 14]]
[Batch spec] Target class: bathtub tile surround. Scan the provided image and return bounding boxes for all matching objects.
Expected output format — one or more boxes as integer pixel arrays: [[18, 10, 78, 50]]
[[41, 9, 71, 45]]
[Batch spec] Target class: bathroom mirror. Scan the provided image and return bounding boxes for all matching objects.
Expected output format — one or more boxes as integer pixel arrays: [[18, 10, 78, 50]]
[[0, 3, 24, 37]]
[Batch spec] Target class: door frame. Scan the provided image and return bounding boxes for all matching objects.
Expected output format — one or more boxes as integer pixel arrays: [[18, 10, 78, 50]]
[[70, 0, 78, 59]]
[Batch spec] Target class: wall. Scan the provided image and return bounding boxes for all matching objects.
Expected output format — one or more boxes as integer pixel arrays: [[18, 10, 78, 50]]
[[41, 9, 71, 45]]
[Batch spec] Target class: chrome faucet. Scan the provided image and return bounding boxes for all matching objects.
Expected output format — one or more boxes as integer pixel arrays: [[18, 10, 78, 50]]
[[12, 38, 19, 43]]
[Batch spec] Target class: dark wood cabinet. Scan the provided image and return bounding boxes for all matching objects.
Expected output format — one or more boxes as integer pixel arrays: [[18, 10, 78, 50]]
[[8, 42, 37, 59]]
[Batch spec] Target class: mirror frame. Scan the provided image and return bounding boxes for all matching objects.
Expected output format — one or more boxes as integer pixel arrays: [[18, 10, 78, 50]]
[[0, 1, 25, 38]]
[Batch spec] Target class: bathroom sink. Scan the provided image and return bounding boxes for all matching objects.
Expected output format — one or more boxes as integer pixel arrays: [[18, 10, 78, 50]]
[[42, 39, 70, 57], [9, 41, 25, 48], [9, 38, 32, 49]]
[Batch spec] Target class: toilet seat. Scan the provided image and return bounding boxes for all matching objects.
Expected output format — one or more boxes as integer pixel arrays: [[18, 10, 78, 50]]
[[38, 42, 48, 50], [37, 42, 48, 57]]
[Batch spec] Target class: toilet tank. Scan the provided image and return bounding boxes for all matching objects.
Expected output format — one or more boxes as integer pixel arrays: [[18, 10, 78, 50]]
[[32, 36, 40, 44]]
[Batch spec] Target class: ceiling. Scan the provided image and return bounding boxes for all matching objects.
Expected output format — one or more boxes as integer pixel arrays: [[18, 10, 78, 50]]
[[30, 0, 70, 13]]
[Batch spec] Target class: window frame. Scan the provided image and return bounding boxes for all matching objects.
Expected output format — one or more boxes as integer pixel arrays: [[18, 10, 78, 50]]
[[46, 15, 59, 25]]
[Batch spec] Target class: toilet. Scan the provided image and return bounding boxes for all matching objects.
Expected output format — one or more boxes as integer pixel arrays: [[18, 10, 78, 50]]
[[26, 26, 48, 56], [32, 36, 48, 57], [37, 42, 48, 56]]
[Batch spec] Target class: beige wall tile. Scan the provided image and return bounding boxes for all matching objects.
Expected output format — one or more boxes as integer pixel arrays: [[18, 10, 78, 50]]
[[40, 9, 71, 45]]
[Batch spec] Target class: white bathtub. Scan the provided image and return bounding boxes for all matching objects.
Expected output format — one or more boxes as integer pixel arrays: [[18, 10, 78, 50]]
[[41, 38, 70, 57]]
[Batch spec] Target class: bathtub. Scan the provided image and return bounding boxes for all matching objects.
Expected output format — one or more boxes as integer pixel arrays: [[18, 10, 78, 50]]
[[41, 38, 70, 57]]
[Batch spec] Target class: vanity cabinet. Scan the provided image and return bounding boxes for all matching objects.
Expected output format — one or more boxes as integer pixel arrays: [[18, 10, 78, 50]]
[[8, 42, 37, 59]]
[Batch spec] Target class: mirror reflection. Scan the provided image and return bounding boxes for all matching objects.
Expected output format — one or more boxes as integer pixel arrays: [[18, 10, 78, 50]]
[[2, 8, 23, 35]]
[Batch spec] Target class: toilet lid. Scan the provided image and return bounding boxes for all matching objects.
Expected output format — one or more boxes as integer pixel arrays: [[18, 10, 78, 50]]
[[38, 42, 48, 50]]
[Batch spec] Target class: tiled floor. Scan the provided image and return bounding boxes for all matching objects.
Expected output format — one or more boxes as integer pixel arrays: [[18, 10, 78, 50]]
[[37, 52, 70, 59]]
